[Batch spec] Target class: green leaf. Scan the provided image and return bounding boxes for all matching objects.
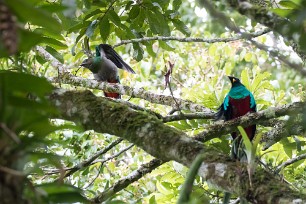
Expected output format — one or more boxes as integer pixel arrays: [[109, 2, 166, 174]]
[[85, 20, 98, 38], [241, 69, 251, 90], [34, 28, 65, 41], [293, 136, 302, 152], [108, 10, 123, 27], [36, 183, 88, 203], [19, 29, 43, 53], [35, 55, 47, 65], [6, 0, 62, 33], [159, 41, 175, 51], [146, 9, 170, 36], [68, 21, 91, 33], [238, 126, 252, 153], [272, 8, 293, 17], [156, 181, 172, 195], [74, 27, 87, 46], [279, 0, 300, 9], [173, 0, 182, 10], [0, 71, 54, 97], [152, 0, 171, 10], [149, 195, 157, 204], [128, 5, 140, 21], [45, 46, 64, 63], [40, 37, 68, 50], [83, 8, 102, 20], [146, 10, 159, 34], [133, 43, 144, 61], [38, 3, 66, 13], [124, 0, 134, 10], [251, 71, 271, 93], [208, 44, 217, 56], [281, 138, 295, 158], [244, 52, 253, 62], [99, 17, 110, 41], [143, 41, 156, 57], [133, 7, 145, 28], [172, 19, 191, 36]]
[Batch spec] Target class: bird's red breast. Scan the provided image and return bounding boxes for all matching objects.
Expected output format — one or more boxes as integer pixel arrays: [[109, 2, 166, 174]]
[[229, 96, 256, 140]]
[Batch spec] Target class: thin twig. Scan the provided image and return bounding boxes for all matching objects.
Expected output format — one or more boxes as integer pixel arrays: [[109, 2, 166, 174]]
[[92, 144, 134, 165], [92, 158, 165, 203], [162, 112, 214, 122], [54, 138, 123, 179], [275, 153, 306, 173], [198, 0, 306, 75], [250, 40, 306, 76], [0, 123, 20, 144], [83, 144, 134, 189], [114, 29, 270, 47], [0, 165, 24, 177]]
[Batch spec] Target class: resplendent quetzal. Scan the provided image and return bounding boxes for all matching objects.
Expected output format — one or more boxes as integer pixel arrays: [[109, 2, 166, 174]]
[[80, 44, 135, 99], [216, 76, 256, 158]]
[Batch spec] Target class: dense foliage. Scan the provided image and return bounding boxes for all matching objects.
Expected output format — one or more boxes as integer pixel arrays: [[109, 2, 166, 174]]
[[0, 0, 306, 203]]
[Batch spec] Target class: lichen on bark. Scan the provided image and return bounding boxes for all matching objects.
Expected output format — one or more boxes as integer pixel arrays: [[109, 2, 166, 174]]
[[49, 90, 306, 203]]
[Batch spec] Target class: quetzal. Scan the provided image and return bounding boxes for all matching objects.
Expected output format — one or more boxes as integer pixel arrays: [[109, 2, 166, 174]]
[[80, 44, 135, 99], [216, 76, 256, 159]]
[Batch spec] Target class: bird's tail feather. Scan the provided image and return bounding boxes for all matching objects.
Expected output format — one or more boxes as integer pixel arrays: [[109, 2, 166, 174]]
[[214, 103, 225, 121], [231, 137, 247, 161]]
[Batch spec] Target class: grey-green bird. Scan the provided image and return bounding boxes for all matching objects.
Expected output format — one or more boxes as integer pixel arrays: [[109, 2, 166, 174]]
[[80, 44, 135, 99]]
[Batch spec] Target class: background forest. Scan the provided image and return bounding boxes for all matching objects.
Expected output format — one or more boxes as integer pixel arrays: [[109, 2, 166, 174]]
[[0, 0, 306, 203]]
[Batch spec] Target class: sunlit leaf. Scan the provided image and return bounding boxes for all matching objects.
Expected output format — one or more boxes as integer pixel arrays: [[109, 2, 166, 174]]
[[99, 17, 110, 41]]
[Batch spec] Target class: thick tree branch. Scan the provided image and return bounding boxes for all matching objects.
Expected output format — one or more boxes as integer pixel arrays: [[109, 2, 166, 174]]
[[36, 46, 214, 114], [194, 101, 306, 143], [49, 89, 306, 203], [262, 119, 305, 150], [49, 74, 215, 114], [93, 158, 165, 203]]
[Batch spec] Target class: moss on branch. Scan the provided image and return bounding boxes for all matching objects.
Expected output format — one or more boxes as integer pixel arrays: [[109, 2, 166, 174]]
[[49, 89, 306, 203]]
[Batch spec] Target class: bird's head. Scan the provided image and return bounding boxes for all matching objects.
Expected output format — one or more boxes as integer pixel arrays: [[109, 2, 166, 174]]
[[228, 76, 242, 87], [80, 58, 94, 69]]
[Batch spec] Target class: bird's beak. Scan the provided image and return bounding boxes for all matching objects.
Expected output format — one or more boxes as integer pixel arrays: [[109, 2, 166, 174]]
[[227, 76, 235, 83]]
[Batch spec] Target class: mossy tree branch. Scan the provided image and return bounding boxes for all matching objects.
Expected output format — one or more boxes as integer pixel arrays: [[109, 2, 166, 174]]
[[49, 89, 306, 203], [262, 119, 305, 150], [36, 46, 214, 114], [194, 101, 306, 144], [52, 74, 215, 114]]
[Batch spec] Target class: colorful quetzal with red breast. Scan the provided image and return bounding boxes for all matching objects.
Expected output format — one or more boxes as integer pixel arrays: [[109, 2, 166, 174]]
[[216, 76, 256, 158], [80, 44, 135, 99]]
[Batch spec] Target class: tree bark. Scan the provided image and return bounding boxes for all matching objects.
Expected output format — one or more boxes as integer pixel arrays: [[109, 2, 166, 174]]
[[49, 89, 306, 203]]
